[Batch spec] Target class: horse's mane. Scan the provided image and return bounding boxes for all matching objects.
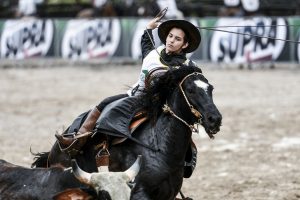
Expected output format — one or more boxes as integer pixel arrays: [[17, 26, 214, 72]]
[[140, 66, 203, 122]]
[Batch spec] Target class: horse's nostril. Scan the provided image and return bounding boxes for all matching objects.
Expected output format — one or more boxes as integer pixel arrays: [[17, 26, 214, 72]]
[[208, 116, 216, 124], [208, 115, 218, 123], [208, 115, 221, 125]]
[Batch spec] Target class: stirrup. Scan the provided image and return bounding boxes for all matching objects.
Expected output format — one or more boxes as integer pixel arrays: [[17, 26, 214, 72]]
[[55, 132, 92, 146], [55, 132, 92, 155]]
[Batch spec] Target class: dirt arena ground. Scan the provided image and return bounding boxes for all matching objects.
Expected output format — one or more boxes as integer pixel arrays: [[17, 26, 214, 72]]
[[0, 63, 299, 200]]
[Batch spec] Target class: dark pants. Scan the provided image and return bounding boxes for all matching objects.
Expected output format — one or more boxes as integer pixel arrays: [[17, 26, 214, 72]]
[[66, 93, 129, 134], [96, 93, 129, 112]]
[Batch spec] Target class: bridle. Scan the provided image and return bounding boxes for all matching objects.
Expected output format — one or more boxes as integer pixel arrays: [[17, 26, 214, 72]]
[[162, 72, 204, 133], [179, 72, 203, 119]]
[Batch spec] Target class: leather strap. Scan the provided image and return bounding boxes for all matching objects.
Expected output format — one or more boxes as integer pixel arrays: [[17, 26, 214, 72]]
[[95, 141, 110, 166]]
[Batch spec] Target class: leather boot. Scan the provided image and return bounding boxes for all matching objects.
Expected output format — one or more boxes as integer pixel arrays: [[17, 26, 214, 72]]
[[56, 107, 101, 154], [78, 107, 101, 134]]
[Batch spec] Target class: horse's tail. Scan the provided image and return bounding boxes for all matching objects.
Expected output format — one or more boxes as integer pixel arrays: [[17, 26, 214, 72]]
[[30, 149, 50, 168]]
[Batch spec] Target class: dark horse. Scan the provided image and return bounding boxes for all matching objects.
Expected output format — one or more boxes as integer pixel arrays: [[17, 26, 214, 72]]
[[32, 66, 222, 200]]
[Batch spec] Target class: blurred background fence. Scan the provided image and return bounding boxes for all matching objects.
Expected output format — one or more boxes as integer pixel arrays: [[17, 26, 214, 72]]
[[0, 0, 300, 66]]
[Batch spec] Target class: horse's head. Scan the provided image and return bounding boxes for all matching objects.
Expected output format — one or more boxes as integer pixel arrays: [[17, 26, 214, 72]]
[[179, 70, 222, 137], [142, 66, 222, 138]]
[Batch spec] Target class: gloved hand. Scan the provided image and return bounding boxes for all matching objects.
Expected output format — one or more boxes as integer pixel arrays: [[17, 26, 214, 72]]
[[146, 16, 161, 29], [146, 7, 168, 29]]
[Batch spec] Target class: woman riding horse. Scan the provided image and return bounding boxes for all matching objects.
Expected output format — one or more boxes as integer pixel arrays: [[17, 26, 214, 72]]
[[58, 16, 202, 178]]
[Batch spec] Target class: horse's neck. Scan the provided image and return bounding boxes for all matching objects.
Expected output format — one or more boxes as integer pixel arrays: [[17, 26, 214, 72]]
[[169, 88, 194, 124], [154, 117, 191, 169], [156, 91, 192, 161]]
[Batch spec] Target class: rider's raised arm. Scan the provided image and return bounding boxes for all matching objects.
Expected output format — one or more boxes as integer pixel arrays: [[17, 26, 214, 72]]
[[141, 17, 161, 60]]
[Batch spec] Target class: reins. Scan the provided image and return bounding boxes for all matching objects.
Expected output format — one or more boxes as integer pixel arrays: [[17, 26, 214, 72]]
[[163, 104, 199, 132], [162, 72, 204, 134]]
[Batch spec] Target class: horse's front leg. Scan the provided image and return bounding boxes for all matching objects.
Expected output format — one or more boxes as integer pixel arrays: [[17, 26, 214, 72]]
[[130, 186, 152, 200], [131, 181, 178, 200]]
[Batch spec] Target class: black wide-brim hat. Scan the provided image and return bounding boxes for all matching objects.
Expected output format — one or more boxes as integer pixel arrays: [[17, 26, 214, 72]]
[[158, 19, 201, 53]]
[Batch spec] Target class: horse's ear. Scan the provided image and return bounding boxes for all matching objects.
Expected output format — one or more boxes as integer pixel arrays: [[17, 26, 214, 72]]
[[53, 188, 92, 200]]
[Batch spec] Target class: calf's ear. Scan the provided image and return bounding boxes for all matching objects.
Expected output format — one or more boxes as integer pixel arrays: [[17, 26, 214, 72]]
[[53, 188, 92, 200]]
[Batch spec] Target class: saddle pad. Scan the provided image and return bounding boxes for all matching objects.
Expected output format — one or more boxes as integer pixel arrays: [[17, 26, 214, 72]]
[[112, 116, 148, 145]]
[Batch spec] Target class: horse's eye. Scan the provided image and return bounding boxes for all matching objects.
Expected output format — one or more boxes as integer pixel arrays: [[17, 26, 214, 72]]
[[186, 88, 194, 94]]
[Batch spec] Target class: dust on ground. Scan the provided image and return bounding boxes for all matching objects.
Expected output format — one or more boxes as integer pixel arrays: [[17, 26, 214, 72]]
[[0, 65, 299, 200]]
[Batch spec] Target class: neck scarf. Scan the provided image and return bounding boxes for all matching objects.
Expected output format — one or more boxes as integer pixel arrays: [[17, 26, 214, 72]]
[[160, 48, 187, 67]]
